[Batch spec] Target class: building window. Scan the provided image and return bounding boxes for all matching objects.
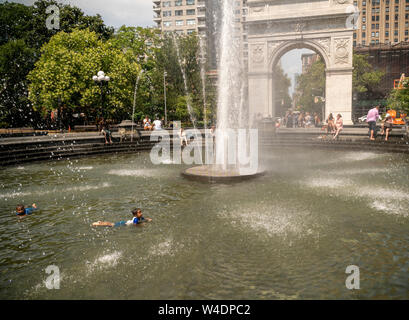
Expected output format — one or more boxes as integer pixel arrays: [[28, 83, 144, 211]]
[[186, 0, 195, 5], [187, 19, 196, 25], [163, 11, 172, 17], [163, 21, 172, 27], [176, 20, 184, 26], [175, 10, 183, 16], [163, 1, 171, 7], [175, 0, 183, 6]]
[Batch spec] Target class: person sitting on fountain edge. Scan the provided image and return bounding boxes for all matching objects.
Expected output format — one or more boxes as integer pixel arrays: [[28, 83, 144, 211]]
[[92, 208, 152, 227], [16, 203, 38, 217]]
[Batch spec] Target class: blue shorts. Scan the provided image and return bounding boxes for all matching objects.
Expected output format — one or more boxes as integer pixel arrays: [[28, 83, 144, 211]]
[[114, 221, 126, 227]]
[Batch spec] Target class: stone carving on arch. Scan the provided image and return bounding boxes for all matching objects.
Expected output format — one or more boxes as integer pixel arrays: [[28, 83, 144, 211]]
[[334, 38, 351, 65], [331, 0, 352, 5], [314, 38, 331, 58]]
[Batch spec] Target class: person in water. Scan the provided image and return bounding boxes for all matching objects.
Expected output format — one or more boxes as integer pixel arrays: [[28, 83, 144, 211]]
[[16, 203, 37, 217], [92, 208, 152, 227]]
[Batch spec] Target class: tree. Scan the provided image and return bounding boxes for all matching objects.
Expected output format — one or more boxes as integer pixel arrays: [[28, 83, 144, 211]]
[[0, 2, 33, 46], [110, 26, 162, 121], [150, 33, 203, 124], [387, 79, 409, 114], [0, 0, 114, 128], [273, 63, 292, 116], [0, 40, 36, 128], [294, 58, 326, 114], [295, 54, 384, 115], [28, 29, 140, 127], [353, 54, 384, 95]]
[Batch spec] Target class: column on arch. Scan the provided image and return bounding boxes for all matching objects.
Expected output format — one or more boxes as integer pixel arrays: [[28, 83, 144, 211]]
[[325, 68, 353, 125], [248, 72, 273, 123]]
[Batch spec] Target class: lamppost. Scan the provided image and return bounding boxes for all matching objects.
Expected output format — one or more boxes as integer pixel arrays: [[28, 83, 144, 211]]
[[92, 71, 110, 125], [163, 71, 168, 126]]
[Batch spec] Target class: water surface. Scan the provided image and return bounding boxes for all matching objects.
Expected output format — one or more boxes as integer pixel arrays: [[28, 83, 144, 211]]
[[1, 149, 409, 299]]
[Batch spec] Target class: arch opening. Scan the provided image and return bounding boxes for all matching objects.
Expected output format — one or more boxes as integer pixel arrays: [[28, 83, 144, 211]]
[[272, 43, 328, 126]]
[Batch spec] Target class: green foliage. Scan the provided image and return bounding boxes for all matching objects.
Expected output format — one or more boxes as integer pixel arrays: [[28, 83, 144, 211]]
[[148, 33, 204, 124], [353, 54, 384, 94], [0, 0, 114, 128], [387, 79, 409, 113], [28, 29, 140, 124], [0, 39, 36, 128], [295, 54, 384, 115], [1, 1, 214, 128], [0, 2, 33, 46], [294, 58, 326, 114], [274, 64, 292, 116]]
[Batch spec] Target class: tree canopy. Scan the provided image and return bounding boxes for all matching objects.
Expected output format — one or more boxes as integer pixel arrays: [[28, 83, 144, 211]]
[[28, 29, 140, 124], [294, 54, 384, 114], [0, 0, 114, 128], [387, 79, 409, 114], [353, 54, 384, 95]]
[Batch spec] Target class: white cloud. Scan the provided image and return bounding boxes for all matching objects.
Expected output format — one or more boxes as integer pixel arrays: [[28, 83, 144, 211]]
[[2, 0, 154, 29]]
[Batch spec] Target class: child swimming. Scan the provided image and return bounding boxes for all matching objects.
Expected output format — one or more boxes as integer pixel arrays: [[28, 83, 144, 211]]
[[16, 203, 37, 217], [92, 208, 152, 227]]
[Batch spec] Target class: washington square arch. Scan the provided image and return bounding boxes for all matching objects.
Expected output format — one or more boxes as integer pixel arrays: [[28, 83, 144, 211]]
[[247, 0, 355, 124]]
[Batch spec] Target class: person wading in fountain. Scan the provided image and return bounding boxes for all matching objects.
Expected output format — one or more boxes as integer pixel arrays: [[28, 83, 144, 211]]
[[367, 105, 380, 141], [92, 208, 152, 227], [16, 203, 38, 218]]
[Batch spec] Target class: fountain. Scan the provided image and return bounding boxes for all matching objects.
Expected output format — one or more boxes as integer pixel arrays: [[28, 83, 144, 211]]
[[182, 0, 264, 183]]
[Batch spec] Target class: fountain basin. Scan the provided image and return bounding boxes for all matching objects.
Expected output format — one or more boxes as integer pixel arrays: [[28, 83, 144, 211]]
[[182, 165, 265, 183]]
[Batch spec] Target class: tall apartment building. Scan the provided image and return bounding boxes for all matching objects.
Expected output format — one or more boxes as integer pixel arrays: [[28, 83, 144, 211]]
[[353, 0, 409, 47], [153, 0, 248, 70], [153, 0, 207, 37]]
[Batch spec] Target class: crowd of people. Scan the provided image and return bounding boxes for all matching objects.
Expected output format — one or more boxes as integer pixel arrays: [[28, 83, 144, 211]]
[[280, 105, 408, 142], [282, 111, 322, 128], [281, 111, 344, 140]]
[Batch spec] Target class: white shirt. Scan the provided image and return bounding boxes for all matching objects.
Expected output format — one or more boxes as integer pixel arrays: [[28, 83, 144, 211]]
[[153, 120, 162, 130]]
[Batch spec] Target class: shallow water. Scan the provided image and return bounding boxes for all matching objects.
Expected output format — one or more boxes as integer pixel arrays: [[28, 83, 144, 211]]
[[1, 149, 409, 299]]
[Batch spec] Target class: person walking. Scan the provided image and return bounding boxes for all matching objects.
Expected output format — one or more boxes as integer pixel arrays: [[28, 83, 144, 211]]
[[367, 105, 380, 141]]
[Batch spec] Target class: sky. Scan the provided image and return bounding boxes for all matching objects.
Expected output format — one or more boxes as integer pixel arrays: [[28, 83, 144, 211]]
[[2, 0, 155, 28], [3, 0, 309, 95]]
